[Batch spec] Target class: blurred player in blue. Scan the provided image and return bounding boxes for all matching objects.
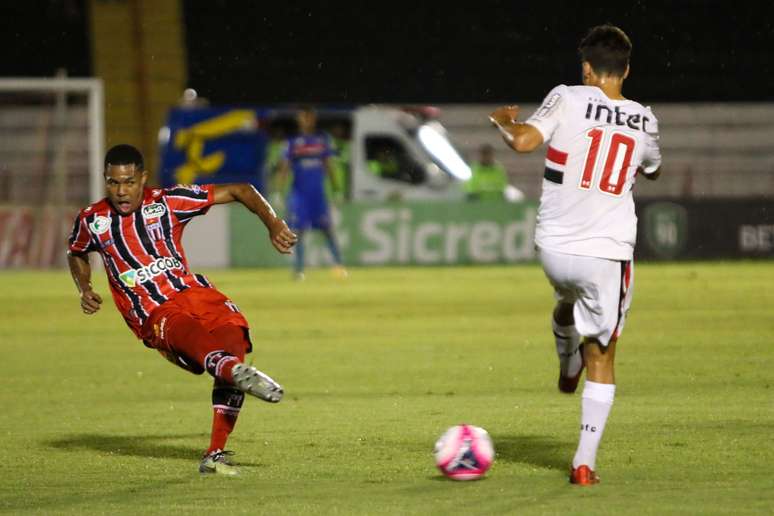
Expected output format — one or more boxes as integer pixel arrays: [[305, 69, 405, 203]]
[[276, 106, 347, 280]]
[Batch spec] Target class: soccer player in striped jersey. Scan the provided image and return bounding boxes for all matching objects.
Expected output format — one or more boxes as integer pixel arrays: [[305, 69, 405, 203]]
[[490, 25, 662, 485], [67, 144, 298, 475]]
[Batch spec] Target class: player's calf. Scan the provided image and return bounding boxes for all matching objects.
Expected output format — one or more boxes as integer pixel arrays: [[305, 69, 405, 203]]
[[553, 317, 583, 393]]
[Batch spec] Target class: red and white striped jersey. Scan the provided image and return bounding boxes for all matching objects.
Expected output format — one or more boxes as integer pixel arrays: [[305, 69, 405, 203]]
[[68, 185, 217, 337], [525, 84, 662, 260]]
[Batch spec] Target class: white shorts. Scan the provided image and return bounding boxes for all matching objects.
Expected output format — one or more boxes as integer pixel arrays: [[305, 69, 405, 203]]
[[539, 248, 634, 346]]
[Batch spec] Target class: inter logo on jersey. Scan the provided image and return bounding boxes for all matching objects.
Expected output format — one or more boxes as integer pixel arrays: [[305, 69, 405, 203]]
[[584, 102, 652, 132]]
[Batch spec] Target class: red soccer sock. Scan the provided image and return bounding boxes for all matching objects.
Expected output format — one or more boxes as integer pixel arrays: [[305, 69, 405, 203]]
[[207, 382, 245, 453], [208, 406, 239, 453], [205, 325, 252, 453], [204, 352, 240, 384]]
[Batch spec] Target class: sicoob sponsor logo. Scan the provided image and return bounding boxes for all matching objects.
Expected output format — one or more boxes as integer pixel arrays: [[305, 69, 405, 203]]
[[118, 257, 184, 287]]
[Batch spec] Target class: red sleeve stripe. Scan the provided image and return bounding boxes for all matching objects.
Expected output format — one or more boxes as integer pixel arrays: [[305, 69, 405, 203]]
[[546, 146, 568, 166]]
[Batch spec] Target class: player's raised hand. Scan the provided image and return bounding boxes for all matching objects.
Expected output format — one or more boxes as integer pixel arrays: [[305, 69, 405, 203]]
[[269, 218, 298, 254], [80, 289, 103, 315], [489, 105, 520, 127]]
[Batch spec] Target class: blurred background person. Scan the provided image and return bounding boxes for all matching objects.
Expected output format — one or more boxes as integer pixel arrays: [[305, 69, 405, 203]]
[[465, 143, 524, 202], [326, 121, 350, 203], [367, 145, 403, 181], [266, 124, 289, 207], [276, 106, 347, 280]]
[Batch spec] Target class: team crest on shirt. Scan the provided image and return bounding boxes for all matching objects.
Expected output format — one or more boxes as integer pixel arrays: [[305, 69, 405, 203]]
[[142, 203, 166, 220], [146, 221, 164, 241], [89, 215, 111, 235]]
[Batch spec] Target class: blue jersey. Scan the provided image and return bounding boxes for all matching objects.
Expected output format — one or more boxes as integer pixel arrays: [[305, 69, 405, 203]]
[[283, 133, 333, 199]]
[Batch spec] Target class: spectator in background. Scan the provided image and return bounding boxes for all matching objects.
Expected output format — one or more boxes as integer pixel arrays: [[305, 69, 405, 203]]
[[367, 146, 402, 180], [266, 125, 288, 204], [465, 144, 524, 201], [326, 122, 350, 202]]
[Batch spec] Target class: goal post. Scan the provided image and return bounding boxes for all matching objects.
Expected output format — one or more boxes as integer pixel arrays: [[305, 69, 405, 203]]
[[0, 78, 105, 203], [0, 78, 104, 268]]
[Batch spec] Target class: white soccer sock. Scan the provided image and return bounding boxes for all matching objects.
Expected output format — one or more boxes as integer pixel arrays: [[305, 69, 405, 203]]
[[552, 319, 582, 377], [572, 381, 616, 471]]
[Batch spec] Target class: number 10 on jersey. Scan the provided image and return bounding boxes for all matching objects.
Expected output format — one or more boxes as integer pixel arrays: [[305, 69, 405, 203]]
[[580, 127, 637, 196]]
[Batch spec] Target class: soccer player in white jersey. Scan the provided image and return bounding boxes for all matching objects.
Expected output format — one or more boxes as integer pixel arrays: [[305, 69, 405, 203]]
[[489, 25, 661, 485]]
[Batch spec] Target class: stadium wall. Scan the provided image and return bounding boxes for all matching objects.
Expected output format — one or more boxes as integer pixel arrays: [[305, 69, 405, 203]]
[[3, 99, 773, 269], [228, 201, 537, 267], [183, 201, 539, 269], [635, 199, 774, 260], [440, 103, 774, 200], [3, 198, 772, 269], [181, 199, 774, 269]]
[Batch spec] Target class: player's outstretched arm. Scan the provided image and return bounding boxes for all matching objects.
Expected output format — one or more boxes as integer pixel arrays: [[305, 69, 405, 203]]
[[489, 105, 544, 153], [67, 251, 103, 315], [213, 183, 298, 254]]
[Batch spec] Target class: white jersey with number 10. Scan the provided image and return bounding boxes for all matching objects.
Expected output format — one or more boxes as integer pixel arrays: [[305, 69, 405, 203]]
[[525, 84, 662, 260]]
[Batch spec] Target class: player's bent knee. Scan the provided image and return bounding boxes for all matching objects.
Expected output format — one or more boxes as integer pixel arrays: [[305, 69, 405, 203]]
[[157, 348, 206, 375], [210, 324, 251, 360], [553, 302, 575, 326]]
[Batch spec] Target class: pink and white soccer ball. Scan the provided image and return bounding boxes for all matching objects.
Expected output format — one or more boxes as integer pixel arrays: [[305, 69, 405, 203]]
[[434, 424, 494, 480]]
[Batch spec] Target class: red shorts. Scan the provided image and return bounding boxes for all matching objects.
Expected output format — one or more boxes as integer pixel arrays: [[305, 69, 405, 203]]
[[141, 286, 251, 353]]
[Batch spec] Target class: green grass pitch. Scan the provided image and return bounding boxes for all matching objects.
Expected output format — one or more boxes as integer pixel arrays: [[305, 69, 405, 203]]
[[1, 263, 773, 515]]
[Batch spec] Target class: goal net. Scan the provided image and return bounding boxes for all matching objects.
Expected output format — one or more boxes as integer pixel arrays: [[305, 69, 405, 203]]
[[0, 78, 104, 268]]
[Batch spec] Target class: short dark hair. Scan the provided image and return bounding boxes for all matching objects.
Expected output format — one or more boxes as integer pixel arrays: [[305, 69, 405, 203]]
[[578, 24, 632, 77], [104, 144, 144, 172]]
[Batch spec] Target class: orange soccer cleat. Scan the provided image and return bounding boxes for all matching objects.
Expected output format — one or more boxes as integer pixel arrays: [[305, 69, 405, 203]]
[[570, 465, 600, 486]]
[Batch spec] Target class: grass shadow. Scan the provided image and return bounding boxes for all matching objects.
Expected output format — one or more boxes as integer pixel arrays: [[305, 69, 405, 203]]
[[490, 433, 570, 470], [47, 433, 261, 467]]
